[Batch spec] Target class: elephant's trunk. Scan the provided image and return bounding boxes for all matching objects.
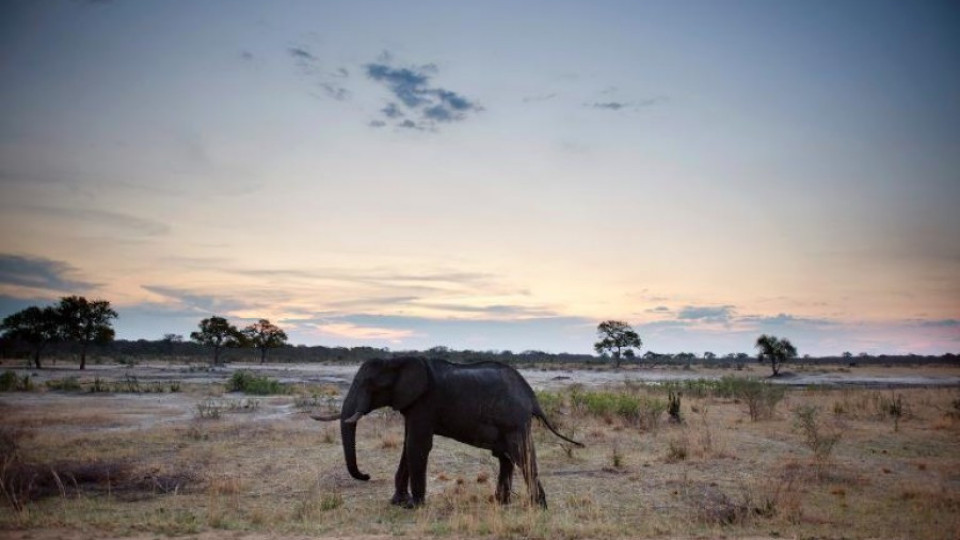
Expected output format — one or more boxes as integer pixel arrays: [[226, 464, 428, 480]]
[[340, 382, 371, 481], [341, 420, 370, 481]]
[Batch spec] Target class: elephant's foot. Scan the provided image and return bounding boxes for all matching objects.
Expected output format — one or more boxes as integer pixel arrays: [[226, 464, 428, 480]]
[[402, 497, 425, 509], [390, 492, 411, 506], [495, 488, 511, 505]]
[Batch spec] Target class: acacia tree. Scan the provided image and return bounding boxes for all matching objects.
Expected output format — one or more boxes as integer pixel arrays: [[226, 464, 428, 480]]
[[57, 296, 118, 370], [242, 319, 288, 364], [755, 334, 798, 376], [190, 316, 243, 366], [594, 320, 642, 368], [0, 306, 61, 369]]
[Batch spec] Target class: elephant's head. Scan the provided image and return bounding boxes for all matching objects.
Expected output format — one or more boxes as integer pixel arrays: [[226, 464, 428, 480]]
[[312, 357, 430, 481]]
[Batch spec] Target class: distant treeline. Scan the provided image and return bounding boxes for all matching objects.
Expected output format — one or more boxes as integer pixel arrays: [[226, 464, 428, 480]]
[[0, 337, 957, 368]]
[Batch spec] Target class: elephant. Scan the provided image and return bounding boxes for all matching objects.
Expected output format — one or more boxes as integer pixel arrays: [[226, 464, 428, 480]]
[[311, 356, 583, 508]]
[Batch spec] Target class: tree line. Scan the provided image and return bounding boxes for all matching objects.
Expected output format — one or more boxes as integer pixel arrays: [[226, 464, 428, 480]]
[[2, 301, 956, 370], [0, 299, 289, 368]]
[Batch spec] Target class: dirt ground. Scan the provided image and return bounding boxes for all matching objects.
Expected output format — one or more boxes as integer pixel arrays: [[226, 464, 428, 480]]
[[1, 361, 958, 539]]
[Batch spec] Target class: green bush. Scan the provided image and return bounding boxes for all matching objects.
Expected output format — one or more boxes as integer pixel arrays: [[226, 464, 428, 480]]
[[46, 377, 82, 392], [0, 371, 21, 392], [228, 370, 287, 395], [536, 390, 565, 418], [571, 389, 665, 429], [737, 379, 785, 421], [793, 405, 841, 462]]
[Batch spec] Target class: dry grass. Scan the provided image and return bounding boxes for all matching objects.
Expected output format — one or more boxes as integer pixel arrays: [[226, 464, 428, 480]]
[[0, 368, 958, 539]]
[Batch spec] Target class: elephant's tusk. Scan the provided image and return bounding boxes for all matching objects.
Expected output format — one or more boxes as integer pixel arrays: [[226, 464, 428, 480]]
[[343, 411, 364, 424], [309, 412, 341, 422]]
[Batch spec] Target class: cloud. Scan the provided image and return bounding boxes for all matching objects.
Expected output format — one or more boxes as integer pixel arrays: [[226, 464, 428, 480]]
[[0, 254, 99, 293], [365, 56, 482, 130], [309, 321, 416, 343], [288, 314, 593, 352], [287, 46, 351, 101], [142, 285, 253, 315], [288, 47, 316, 62], [522, 93, 558, 103], [588, 96, 666, 112], [592, 101, 629, 111], [918, 319, 960, 328], [20, 204, 169, 238], [739, 313, 837, 328], [677, 305, 736, 323]]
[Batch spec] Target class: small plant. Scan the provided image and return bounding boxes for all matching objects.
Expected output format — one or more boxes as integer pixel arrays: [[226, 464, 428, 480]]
[[0, 371, 31, 392], [877, 392, 904, 431], [666, 434, 689, 462], [169, 381, 181, 392], [793, 405, 842, 463], [89, 377, 109, 393], [668, 390, 683, 423], [116, 374, 142, 393], [196, 399, 223, 420], [735, 379, 785, 421], [319, 491, 343, 511], [0, 371, 17, 392], [228, 370, 287, 395], [609, 441, 624, 470], [45, 376, 82, 392]]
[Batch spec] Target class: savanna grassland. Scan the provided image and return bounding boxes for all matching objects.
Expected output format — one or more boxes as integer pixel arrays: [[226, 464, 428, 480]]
[[1, 362, 958, 539]]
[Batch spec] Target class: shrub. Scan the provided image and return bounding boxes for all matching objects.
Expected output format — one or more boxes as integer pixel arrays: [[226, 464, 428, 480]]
[[228, 371, 287, 395], [116, 374, 142, 393], [666, 434, 689, 462], [735, 379, 785, 421], [196, 399, 223, 420], [46, 377, 82, 392], [792, 405, 841, 463], [0, 371, 30, 392], [668, 390, 683, 423], [874, 392, 905, 431], [571, 389, 665, 430]]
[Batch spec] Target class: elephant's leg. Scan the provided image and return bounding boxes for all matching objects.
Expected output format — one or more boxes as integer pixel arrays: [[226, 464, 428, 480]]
[[404, 418, 434, 507], [511, 429, 547, 509], [493, 450, 514, 504], [391, 433, 411, 506]]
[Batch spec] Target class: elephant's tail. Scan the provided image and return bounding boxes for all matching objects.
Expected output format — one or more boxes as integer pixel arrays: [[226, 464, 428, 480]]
[[534, 410, 585, 448]]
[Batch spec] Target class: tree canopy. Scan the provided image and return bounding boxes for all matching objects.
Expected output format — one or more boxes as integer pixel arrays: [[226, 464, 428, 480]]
[[594, 320, 642, 368], [190, 316, 244, 365], [242, 319, 288, 363], [755, 334, 798, 376], [1, 306, 61, 368], [57, 296, 118, 369]]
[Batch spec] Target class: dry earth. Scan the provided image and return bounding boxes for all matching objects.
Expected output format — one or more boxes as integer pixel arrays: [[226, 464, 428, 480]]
[[1, 360, 958, 539]]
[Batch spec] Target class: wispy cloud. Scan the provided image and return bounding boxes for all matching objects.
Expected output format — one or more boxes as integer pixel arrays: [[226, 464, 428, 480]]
[[522, 93, 558, 103], [917, 319, 960, 328], [365, 55, 482, 130], [0, 254, 99, 293], [677, 305, 736, 323], [287, 45, 351, 102], [309, 321, 417, 343], [25, 206, 170, 237], [589, 97, 666, 112], [142, 285, 254, 315]]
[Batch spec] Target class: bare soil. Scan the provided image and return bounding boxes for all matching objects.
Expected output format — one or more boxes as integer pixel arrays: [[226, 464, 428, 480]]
[[1, 361, 958, 539]]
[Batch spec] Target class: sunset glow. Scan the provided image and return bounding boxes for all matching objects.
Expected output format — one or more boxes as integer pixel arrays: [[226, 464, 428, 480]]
[[1, 1, 958, 356]]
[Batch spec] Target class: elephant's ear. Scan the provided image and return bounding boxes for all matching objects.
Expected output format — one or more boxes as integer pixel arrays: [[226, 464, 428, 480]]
[[392, 358, 430, 411]]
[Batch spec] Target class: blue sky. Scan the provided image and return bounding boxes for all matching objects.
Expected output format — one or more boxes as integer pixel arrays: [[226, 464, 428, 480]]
[[1, 0, 958, 356]]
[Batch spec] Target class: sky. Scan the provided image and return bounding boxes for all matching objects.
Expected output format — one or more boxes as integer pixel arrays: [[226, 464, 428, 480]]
[[1, 0, 958, 357]]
